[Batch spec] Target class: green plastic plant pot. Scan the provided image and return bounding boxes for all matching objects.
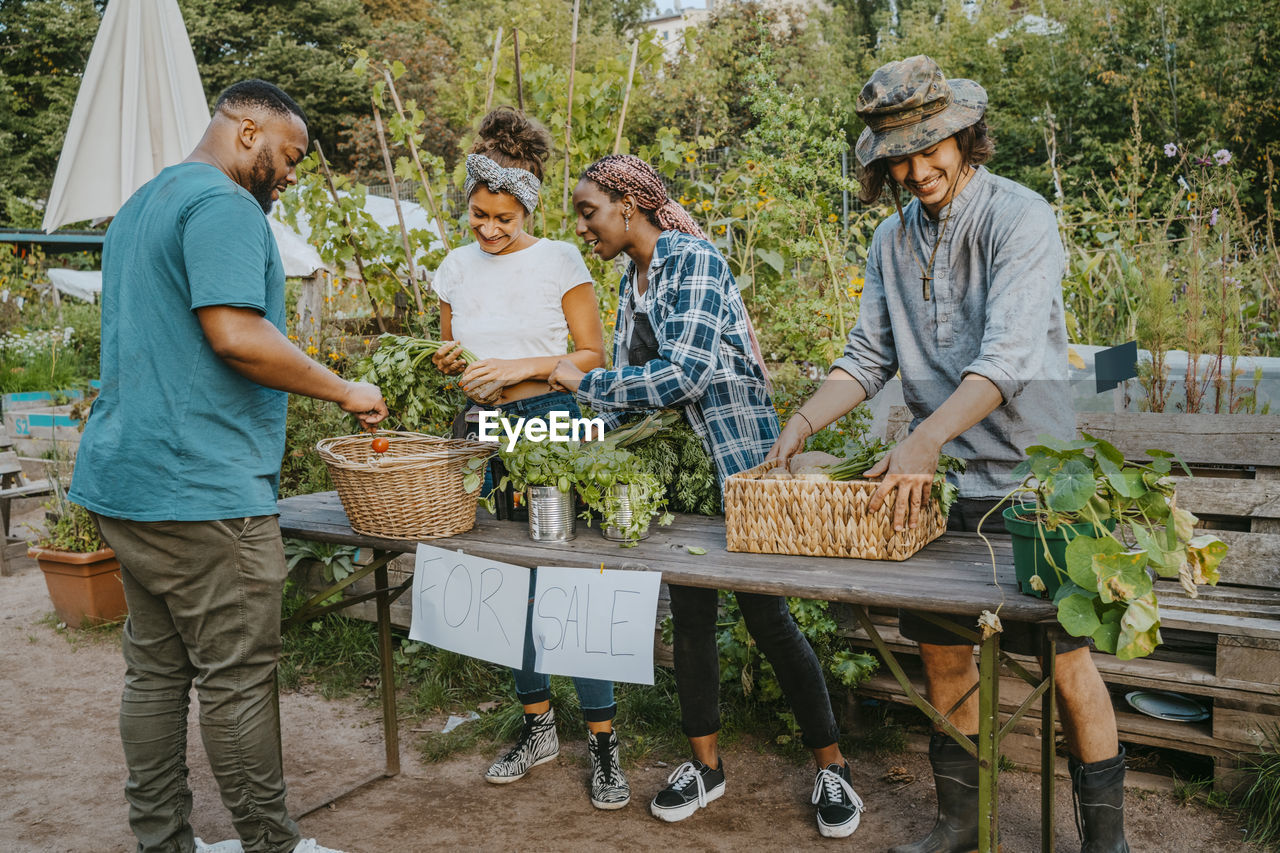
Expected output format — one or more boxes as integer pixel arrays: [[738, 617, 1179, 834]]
[[1002, 505, 1114, 599]]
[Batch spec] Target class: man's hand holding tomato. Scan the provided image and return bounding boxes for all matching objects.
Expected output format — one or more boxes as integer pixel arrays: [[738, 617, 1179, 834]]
[[337, 380, 388, 430]]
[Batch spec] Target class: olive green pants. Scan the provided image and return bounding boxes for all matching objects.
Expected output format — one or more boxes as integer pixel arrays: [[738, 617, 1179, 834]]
[[94, 514, 301, 853]]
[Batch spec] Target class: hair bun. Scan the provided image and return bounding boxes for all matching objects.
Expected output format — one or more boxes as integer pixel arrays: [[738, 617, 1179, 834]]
[[472, 106, 552, 181]]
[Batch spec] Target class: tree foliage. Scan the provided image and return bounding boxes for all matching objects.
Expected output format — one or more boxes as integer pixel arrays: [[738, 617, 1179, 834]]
[[0, 0, 103, 201], [180, 0, 373, 163]]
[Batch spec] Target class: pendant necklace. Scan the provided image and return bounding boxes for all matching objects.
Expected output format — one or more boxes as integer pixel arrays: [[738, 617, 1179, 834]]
[[893, 169, 964, 301]]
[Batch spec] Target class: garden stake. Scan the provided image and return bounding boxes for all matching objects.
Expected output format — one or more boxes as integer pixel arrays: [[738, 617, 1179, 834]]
[[372, 98, 425, 314], [379, 66, 452, 252], [1041, 629, 1057, 853], [483, 26, 504, 113], [512, 29, 524, 112], [313, 140, 387, 333], [561, 0, 580, 216], [613, 41, 639, 155]]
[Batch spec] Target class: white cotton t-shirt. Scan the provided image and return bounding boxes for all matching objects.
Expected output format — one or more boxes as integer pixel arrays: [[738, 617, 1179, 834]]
[[432, 238, 592, 361]]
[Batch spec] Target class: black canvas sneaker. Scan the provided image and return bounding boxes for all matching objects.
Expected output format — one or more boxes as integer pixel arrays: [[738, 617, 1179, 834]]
[[484, 708, 559, 783], [650, 758, 726, 822], [812, 762, 865, 838]]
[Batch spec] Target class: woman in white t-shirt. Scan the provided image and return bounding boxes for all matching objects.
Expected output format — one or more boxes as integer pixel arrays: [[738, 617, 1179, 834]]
[[429, 107, 626, 810]]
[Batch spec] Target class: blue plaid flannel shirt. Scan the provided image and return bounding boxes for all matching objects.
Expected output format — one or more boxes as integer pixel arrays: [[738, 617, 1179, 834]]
[[576, 231, 778, 486]]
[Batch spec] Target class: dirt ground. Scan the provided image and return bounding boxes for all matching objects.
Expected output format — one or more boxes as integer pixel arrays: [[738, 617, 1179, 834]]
[[0, 520, 1256, 853]]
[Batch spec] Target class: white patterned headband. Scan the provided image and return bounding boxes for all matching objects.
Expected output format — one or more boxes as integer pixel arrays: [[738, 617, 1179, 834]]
[[464, 154, 541, 214]]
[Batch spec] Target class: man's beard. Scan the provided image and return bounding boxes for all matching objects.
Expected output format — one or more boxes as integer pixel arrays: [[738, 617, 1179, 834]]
[[248, 147, 278, 213]]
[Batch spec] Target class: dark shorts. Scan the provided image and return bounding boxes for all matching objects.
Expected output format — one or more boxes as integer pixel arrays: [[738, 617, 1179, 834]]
[[897, 498, 1090, 656]]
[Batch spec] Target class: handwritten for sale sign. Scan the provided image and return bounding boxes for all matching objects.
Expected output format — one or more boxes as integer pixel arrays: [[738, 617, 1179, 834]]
[[409, 544, 529, 669], [531, 565, 662, 685]]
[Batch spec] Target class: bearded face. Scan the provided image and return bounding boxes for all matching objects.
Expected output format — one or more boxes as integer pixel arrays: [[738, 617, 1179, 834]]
[[247, 146, 280, 213]]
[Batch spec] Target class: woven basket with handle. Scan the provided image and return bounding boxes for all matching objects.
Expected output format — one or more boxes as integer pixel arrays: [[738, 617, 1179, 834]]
[[724, 460, 945, 561], [317, 431, 495, 540]]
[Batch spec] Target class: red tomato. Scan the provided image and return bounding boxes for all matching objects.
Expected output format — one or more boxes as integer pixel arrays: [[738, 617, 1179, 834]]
[[371, 436, 390, 454]]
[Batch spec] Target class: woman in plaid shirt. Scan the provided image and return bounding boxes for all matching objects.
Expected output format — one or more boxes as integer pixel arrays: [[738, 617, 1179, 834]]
[[549, 154, 866, 840]]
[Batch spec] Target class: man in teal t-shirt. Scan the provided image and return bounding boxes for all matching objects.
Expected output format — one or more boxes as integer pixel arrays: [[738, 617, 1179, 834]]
[[69, 80, 386, 853]]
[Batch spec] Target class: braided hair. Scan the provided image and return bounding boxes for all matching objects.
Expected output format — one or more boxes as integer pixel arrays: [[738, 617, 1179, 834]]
[[581, 155, 707, 240], [582, 156, 773, 390]]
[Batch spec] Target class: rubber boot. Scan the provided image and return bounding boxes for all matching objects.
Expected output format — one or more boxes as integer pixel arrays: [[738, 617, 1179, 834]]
[[1071, 746, 1131, 853], [889, 731, 980, 853]]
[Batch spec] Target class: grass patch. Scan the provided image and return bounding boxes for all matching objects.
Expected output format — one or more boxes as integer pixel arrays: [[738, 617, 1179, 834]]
[[279, 592, 381, 698], [38, 611, 125, 648], [1239, 727, 1280, 849]]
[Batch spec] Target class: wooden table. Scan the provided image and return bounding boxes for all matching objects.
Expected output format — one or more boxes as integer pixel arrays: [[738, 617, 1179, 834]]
[[278, 491, 1061, 852]]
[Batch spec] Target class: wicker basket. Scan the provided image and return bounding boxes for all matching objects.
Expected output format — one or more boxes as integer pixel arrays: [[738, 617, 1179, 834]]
[[317, 431, 495, 539], [724, 460, 946, 561]]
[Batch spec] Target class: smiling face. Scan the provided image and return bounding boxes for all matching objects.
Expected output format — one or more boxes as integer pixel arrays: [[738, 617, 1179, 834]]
[[572, 178, 630, 261], [243, 112, 308, 213], [468, 186, 529, 254], [885, 136, 972, 217]]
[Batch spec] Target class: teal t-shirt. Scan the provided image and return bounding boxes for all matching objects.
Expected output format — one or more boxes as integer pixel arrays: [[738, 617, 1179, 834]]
[[70, 163, 288, 521]]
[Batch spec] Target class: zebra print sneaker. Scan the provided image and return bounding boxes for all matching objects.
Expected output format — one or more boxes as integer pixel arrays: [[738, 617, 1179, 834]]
[[588, 730, 631, 810], [485, 708, 559, 784]]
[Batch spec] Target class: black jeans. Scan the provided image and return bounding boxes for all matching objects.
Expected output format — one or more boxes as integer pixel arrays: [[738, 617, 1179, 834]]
[[668, 584, 840, 750]]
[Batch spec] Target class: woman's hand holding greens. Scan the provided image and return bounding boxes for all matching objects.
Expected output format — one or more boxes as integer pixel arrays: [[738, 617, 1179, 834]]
[[461, 358, 527, 404], [431, 340, 469, 376]]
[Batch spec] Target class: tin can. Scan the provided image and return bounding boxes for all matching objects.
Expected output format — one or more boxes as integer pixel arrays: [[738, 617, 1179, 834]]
[[603, 484, 651, 542], [527, 485, 576, 541]]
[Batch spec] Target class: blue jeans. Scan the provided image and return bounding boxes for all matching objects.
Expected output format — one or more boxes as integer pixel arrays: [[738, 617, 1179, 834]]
[[514, 570, 616, 721], [474, 391, 615, 720]]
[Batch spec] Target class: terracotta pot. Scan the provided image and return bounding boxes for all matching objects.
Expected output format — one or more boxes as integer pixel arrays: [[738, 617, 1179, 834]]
[[27, 545, 127, 628]]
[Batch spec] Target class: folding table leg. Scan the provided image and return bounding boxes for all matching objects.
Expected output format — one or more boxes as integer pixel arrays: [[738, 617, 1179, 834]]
[[375, 559, 400, 776], [1041, 628, 1057, 853], [977, 631, 1000, 852]]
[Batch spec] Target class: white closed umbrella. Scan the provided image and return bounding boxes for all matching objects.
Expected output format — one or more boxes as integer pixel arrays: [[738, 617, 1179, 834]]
[[41, 0, 209, 233]]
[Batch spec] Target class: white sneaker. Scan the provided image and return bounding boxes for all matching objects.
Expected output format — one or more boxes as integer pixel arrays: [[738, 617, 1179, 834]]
[[292, 840, 349, 853], [194, 839, 244, 853]]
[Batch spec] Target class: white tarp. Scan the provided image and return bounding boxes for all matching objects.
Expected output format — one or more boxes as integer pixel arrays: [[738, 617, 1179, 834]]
[[268, 215, 327, 278], [273, 194, 447, 279], [46, 269, 103, 303], [42, 0, 209, 233]]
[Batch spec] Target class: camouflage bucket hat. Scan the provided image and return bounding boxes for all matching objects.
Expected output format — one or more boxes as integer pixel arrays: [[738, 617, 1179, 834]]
[[854, 55, 987, 167]]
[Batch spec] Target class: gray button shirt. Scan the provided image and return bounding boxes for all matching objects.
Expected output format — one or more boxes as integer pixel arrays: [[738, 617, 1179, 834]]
[[832, 167, 1074, 499]]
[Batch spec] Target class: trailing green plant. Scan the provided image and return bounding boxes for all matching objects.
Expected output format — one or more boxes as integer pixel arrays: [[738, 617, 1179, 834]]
[[34, 446, 104, 553], [571, 441, 672, 544], [995, 433, 1227, 660]]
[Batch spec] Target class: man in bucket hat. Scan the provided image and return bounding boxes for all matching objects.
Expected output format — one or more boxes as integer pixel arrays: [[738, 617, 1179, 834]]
[[769, 56, 1129, 852]]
